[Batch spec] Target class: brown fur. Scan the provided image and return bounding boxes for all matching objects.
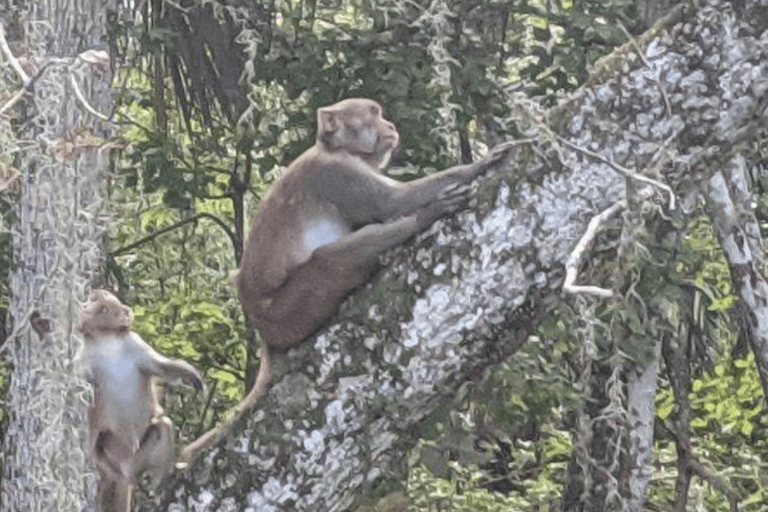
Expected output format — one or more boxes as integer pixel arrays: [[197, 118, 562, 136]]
[[81, 289, 203, 511], [180, 99, 513, 463]]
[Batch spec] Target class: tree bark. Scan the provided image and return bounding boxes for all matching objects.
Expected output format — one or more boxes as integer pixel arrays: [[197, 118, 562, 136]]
[[707, 157, 768, 410], [1, 1, 116, 510], [626, 339, 660, 511]]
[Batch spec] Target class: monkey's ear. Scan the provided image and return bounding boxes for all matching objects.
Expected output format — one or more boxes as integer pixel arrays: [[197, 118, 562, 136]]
[[317, 109, 339, 139]]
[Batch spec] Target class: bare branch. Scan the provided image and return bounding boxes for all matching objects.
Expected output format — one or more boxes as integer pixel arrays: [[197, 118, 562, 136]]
[[554, 133, 676, 210], [0, 23, 29, 83], [69, 75, 110, 122], [564, 201, 625, 298], [112, 213, 237, 259], [0, 88, 26, 117], [618, 21, 672, 117]]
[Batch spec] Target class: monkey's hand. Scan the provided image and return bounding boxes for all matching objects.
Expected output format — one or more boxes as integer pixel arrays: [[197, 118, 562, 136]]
[[476, 140, 515, 174], [176, 363, 204, 392], [30, 311, 52, 341], [184, 368, 204, 392], [416, 182, 472, 229]]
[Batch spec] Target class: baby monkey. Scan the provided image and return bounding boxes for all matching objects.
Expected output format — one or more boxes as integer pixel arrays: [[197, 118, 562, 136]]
[[80, 289, 203, 512], [180, 98, 513, 463]]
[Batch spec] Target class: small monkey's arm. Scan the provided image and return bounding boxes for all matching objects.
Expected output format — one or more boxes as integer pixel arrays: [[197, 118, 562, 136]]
[[129, 334, 204, 390]]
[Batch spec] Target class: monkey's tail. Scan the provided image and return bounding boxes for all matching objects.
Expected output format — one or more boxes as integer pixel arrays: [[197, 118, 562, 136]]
[[178, 345, 273, 466]]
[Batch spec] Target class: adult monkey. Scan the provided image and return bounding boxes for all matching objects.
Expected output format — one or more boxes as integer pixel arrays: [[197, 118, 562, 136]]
[[180, 98, 513, 463], [80, 289, 203, 512]]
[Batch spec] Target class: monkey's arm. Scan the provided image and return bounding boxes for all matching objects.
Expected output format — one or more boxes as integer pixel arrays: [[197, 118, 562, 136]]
[[387, 141, 515, 218], [311, 142, 514, 225], [128, 333, 204, 390], [308, 158, 401, 225]]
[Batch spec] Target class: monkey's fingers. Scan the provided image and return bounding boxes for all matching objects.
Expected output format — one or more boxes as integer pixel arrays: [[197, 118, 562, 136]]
[[181, 365, 204, 391], [434, 184, 471, 215], [436, 182, 471, 201], [186, 375, 204, 392], [417, 186, 471, 227], [483, 140, 516, 167]]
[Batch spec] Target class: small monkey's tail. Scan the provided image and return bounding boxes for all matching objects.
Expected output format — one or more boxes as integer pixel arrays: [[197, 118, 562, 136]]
[[178, 345, 273, 466]]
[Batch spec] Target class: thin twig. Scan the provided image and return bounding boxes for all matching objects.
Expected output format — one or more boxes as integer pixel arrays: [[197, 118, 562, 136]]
[[0, 88, 26, 117], [112, 213, 237, 258], [564, 201, 626, 298], [0, 22, 29, 83], [0, 22, 31, 116], [0, 60, 49, 117], [554, 133, 676, 210], [69, 74, 110, 121], [618, 21, 672, 117]]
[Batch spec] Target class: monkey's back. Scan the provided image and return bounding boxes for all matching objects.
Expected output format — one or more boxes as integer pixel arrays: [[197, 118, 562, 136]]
[[236, 146, 354, 296]]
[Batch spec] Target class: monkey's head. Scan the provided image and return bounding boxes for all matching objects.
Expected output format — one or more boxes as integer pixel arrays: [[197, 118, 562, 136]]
[[79, 289, 134, 339], [317, 98, 400, 171]]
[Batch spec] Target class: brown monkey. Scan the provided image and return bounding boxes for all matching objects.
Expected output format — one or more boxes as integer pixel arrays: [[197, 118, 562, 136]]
[[180, 98, 513, 463], [80, 289, 203, 512]]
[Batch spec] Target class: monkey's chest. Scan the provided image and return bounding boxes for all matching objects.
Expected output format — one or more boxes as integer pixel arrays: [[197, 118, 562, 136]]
[[302, 216, 350, 255], [90, 343, 153, 432]]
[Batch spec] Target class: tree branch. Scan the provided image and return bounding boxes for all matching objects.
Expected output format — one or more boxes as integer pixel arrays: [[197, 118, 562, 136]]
[[112, 213, 236, 258]]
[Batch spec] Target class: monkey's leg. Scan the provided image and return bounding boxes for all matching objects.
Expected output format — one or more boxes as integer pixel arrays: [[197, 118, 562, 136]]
[[93, 430, 135, 483], [260, 214, 441, 350], [97, 476, 131, 512], [134, 416, 175, 489]]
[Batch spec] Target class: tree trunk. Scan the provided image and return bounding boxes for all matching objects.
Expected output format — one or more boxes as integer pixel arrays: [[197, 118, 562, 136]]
[[148, 1, 768, 511], [1, 1, 116, 510], [707, 157, 768, 410], [625, 339, 660, 511]]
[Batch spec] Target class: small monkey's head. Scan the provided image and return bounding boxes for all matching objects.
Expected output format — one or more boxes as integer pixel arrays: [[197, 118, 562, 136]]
[[317, 98, 400, 171], [79, 289, 133, 339]]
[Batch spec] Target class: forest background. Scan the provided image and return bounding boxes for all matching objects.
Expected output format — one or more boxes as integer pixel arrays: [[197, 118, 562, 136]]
[[1, 0, 768, 511]]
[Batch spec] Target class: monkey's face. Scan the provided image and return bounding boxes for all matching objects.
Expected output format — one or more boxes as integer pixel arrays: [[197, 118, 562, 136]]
[[317, 98, 400, 170], [80, 289, 134, 335]]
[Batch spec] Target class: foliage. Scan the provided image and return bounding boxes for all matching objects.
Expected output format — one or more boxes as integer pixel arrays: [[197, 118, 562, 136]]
[[652, 353, 768, 510], [108, 184, 248, 428], [411, 425, 573, 511], [409, 464, 528, 511]]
